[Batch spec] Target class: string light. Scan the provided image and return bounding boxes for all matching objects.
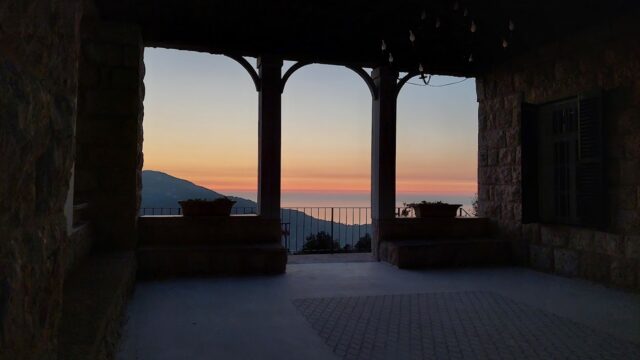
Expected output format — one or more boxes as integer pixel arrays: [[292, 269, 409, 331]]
[[502, 38, 509, 48], [409, 30, 416, 43], [388, 53, 394, 63], [470, 20, 477, 33], [509, 20, 515, 31], [463, 8, 468, 17], [468, 53, 474, 62], [418, 63, 424, 72], [381, 40, 387, 51]]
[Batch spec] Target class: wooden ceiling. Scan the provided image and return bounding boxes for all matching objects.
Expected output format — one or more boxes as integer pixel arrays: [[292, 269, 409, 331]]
[[95, 0, 637, 75]]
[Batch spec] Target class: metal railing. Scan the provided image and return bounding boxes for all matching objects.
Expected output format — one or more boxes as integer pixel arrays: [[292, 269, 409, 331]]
[[139, 205, 473, 254], [280, 207, 372, 254]]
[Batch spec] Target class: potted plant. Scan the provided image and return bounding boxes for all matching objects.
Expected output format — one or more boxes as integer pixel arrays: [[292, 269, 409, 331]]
[[178, 197, 236, 216], [402, 201, 462, 218]]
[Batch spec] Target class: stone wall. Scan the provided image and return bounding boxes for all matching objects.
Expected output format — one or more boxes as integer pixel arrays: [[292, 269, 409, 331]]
[[477, 14, 640, 290], [75, 19, 144, 251], [0, 0, 84, 358]]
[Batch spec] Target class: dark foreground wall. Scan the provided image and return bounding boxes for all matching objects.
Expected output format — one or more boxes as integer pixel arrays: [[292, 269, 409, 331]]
[[477, 14, 640, 289], [0, 0, 84, 358]]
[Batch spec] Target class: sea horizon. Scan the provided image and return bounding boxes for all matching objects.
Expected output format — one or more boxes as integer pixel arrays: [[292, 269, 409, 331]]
[[225, 190, 475, 211]]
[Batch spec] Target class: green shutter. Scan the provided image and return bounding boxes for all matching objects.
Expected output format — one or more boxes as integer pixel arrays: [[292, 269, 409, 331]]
[[576, 91, 606, 228]]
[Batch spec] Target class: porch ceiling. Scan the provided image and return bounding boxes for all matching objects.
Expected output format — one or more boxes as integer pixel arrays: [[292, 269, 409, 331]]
[[96, 0, 636, 76]]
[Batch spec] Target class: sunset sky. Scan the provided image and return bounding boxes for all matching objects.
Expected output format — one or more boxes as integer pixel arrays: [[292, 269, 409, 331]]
[[142, 48, 478, 206]]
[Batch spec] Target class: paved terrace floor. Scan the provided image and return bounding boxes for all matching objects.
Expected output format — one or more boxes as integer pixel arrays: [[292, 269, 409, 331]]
[[117, 259, 640, 360]]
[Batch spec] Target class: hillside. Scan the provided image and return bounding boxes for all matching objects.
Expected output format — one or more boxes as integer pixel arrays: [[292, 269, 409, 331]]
[[141, 170, 257, 209], [140, 170, 372, 252]]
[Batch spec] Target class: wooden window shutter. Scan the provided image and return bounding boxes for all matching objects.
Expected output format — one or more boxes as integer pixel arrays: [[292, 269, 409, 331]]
[[576, 90, 606, 228], [521, 102, 539, 223]]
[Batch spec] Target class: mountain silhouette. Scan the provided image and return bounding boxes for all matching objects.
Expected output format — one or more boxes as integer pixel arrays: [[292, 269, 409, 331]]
[[141, 170, 372, 252], [141, 170, 257, 209]]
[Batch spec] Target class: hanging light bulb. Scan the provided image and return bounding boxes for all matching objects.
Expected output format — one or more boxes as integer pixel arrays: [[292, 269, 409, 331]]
[[502, 38, 509, 48], [463, 8, 468, 17], [435, 17, 441, 28], [509, 20, 515, 31], [381, 40, 387, 51], [388, 53, 394, 63], [418, 63, 424, 72], [409, 30, 416, 43], [421, 9, 427, 20], [468, 53, 474, 62], [453, 2, 459, 11], [470, 20, 477, 33]]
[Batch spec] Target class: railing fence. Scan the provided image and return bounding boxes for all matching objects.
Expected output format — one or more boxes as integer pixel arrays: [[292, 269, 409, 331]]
[[139, 205, 473, 254]]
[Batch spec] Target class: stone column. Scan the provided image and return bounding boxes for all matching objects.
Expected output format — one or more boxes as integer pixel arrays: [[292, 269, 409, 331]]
[[76, 22, 144, 251], [371, 66, 399, 257], [257, 56, 283, 219]]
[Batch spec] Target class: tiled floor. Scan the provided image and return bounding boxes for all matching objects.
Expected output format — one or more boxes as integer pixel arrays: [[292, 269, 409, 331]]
[[295, 291, 640, 359], [117, 261, 640, 360]]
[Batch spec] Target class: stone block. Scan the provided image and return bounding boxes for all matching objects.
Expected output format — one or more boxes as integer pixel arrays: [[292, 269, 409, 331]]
[[610, 258, 637, 288], [540, 226, 568, 247], [522, 224, 540, 244], [579, 252, 611, 283], [615, 210, 640, 233], [568, 228, 594, 252], [488, 149, 498, 166], [554, 249, 579, 277], [616, 186, 638, 210], [498, 148, 514, 165], [620, 159, 640, 185], [530, 245, 554, 271], [624, 235, 640, 259], [505, 127, 521, 148], [601, 233, 624, 256]]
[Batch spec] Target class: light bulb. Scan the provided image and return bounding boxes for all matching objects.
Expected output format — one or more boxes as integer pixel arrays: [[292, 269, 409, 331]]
[[388, 53, 394, 63], [502, 38, 508, 48], [453, 2, 459, 11], [381, 40, 387, 51], [409, 30, 416, 43], [509, 20, 515, 31], [436, 17, 441, 28], [463, 8, 468, 17], [419, 63, 424, 72], [421, 10, 426, 20], [470, 21, 477, 33], [468, 53, 474, 62]]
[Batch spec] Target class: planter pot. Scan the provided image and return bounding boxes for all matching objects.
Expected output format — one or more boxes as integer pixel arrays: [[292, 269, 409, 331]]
[[179, 199, 236, 216], [412, 204, 461, 218]]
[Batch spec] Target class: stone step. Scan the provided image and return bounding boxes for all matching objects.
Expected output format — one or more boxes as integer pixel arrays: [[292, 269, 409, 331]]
[[379, 238, 512, 269], [137, 244, 287, 279], [58, 252, 135, 360]]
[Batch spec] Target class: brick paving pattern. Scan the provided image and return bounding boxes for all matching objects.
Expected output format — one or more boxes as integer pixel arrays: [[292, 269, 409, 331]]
[[293, 291, 640, 360]]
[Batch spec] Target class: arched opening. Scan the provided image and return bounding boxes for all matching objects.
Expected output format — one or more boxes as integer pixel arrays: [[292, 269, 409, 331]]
[[396, 75, 478, 216], [281, 63, 373, 254], [141, 48, 259, 215]]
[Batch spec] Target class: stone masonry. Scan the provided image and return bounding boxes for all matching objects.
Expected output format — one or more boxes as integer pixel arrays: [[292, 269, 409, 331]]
[[476, 14, 640, 290], [0, 0, 84, 358], [76, 18, 144, 251]]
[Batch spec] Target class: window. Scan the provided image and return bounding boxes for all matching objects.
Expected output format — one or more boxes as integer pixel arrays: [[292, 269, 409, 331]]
[[522, 92, 606, 228]]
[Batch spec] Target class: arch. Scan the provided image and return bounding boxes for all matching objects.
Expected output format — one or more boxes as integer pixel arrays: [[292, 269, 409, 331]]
[[344, 65, 378, 100], [280, 62, 378, 99], [396, 71, 421, 97], [224, 54, 261, 91], [280, 61, 312, 93]]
